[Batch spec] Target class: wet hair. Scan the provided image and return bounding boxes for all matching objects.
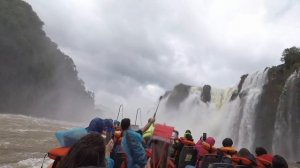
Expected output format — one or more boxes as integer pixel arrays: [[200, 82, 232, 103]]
[[121, 118, 131, 130], [272, 155, 288, 168], [222, 138, 233, 147], [238, 148, 257, 167], [255, 147, 267, 156], [173, 130, 179, 136], [59, 133, 106, 168], [237, 148, 251, 157]]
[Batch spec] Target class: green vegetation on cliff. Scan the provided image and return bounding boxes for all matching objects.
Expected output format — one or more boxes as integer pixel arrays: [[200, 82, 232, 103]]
[[0, 0, 94, 121], [281, 46, 300, 70]]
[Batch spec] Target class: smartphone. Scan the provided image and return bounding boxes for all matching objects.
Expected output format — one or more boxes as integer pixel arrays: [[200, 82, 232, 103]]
[[203, 133, 207, 141]]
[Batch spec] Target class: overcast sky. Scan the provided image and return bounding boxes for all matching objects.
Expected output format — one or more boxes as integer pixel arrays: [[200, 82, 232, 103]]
[[25, 0, 300, 118]]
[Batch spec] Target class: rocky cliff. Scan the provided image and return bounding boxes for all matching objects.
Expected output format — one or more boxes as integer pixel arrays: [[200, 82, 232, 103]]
[[0, 0, 95, 121], [162, 47, 300, 160]]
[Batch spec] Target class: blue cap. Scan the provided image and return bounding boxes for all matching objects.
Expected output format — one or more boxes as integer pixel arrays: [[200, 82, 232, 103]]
[[86, 118, 104, 133], [104, 119, 113, 133]]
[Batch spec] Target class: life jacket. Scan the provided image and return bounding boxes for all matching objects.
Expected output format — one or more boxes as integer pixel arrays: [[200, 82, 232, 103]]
[[179, 137, 195, 146], [218, 147, 237, 157], [201, 141, 217, 153], [47, 147, 69, 168], [231, 156, 252, 166], [113, 129, 122, 144], [256, 156, 272, 168], [255, 158, 269, 168], [195, 141, 217, 167], [257, 154, 272, 163]]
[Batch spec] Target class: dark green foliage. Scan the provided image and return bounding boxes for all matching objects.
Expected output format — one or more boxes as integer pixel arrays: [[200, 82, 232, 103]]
[[281, 46, 300, 69], [0, 0, 95, 121]]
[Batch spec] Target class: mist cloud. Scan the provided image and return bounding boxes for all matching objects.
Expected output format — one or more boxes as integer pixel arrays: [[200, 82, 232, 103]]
[[25, 0, 300, 119]]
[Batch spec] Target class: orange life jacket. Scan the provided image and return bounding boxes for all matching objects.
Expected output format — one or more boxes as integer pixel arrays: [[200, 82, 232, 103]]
[[231, 156, 252, 166], [201, 141, 217, 153], [256, 156, 272, 167], [114, 130, 122, 144], [48, 147, 69, 160], [179, 137, 195, 146], [218, 147, 237, 157], [47, 147, 70, 168]]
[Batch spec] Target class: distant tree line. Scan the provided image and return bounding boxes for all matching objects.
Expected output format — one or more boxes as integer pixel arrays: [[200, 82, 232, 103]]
[[0, 0, 95, 121]]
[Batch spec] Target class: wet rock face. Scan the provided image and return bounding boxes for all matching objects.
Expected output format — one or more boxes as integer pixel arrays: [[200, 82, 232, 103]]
[[272, 68, 300, 160], [201, 85, 211, 103], [230, 74, 248, 101], [165, 83, 191, 109], [254, 65, 288, 152], [255, 67, 286, 151]]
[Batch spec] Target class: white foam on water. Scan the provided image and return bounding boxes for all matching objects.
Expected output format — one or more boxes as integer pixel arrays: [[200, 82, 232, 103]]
[[0, 114, 84, 128], [17, 158, 53, 168], [0, 157, 53, 168]]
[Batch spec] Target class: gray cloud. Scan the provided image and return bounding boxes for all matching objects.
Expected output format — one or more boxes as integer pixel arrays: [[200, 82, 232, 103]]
[[25, 0, 300, 116]]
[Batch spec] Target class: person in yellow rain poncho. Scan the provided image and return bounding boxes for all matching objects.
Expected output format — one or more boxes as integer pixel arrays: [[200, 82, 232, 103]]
[[142, 118, 155, 147]]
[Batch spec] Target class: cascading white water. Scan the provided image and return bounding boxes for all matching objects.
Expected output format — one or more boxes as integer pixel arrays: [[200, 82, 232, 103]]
[[158, 86, 236, 144], [272, 70, 300, 161], [159, 69, 269, 149], [223, 70, 269, 150]]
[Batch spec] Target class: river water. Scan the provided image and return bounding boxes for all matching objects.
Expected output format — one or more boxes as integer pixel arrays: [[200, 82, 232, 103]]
[[0, 114, 82, 168], [1, 113, 299, 168]]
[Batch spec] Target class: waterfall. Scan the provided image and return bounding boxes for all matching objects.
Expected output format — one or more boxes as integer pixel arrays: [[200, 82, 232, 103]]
[[158, 85, 235, 143], [273, 70, 300, 161], [159, 69, 269, 148], [224, 70, 269, 150]]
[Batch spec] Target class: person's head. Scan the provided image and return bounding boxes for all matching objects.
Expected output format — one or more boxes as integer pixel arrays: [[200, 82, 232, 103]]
[[121, 118, 131, 130], [185, 130, 191, 134], [104, 119, 113, 133], [272, 155, 288, 168], [185, 133, 193, 141], [86, 118, 104, 133], [206, 137, 215, 146], [59, 133, 106, 168], [113, 120, 120, 127], [184, 131, 193, 141], [172, 130, 179, 139], [222, 138, 233, 147], [237, 148, 251, 157], [255, 147, 268, 156]]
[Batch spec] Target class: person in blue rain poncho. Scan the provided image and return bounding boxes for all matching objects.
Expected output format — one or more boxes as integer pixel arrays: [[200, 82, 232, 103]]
[[121, 118, 147, 168]]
